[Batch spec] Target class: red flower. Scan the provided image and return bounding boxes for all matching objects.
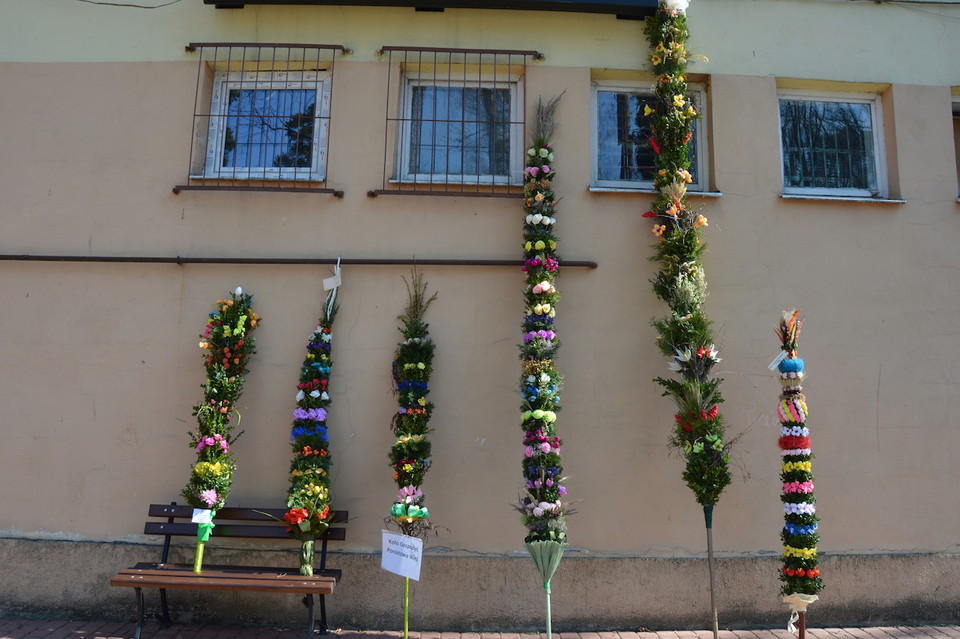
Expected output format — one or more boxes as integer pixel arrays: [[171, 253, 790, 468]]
[[642, 210, 657, 219], [683, 131, 692, 145], [649, 137, 661, 155], [779, 435, 811, 450], [706, 405, 719, 420], [284, 508, 309, 525]]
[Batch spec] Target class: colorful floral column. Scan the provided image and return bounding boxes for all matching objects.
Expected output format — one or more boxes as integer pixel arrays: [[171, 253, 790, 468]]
[[389, 270, 437, 537], [518, 96, 568, 639], [182, 287, 260, 572], [284, 282, 340, 576], [388, 270, 437, 639], [644, 1, 729, 634], [775, 310, 822, 636]]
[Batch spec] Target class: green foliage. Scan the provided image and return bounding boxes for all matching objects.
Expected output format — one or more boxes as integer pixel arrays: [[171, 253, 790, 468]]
[[644, 4, 731, 508]]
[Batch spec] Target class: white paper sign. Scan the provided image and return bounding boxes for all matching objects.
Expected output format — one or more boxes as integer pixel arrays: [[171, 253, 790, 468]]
[[381, 530, 423, 581], [191, 508, 213, 524], [768, 350, 788, 371], [323, 258, 342, 291]]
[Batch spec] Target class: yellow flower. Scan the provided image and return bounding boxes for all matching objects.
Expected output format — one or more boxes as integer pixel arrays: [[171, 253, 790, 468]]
[[677, 75, 685, 82], [651, 54, 662, 65], [418, 397, 426, 406], [655, 44, 665, 52], [524, 241, 532, 250], [652, 224, 667, 237], [535, 240, 546, 250], [549, 240, 557, 250], [403, 463, 414, 472], [686, 106, 697, 118], [643, 104, 655, 117], [673, 95, 685, 107]]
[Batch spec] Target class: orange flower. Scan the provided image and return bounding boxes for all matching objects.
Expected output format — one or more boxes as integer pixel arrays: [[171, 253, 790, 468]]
[[694, 214, 709, 228], [652, 224, 667, 237]]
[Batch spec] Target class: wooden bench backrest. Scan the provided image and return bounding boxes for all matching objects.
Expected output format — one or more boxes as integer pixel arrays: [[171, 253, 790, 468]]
[[145, 503, 348, 541]]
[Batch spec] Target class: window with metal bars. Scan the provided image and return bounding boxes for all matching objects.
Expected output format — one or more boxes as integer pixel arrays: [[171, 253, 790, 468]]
[[371, 46, 540, 197], [175, 43, 345, 194], [778, 91, 885, 198]]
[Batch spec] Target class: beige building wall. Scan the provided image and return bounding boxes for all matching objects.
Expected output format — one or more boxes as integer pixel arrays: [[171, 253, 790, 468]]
[[1, 0, 959, 629]]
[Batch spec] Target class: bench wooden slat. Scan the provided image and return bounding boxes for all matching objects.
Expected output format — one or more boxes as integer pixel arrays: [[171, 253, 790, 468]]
[[143, 521, 347, 541], [129, 562, 342, 582], [111, 570, 335, 594]]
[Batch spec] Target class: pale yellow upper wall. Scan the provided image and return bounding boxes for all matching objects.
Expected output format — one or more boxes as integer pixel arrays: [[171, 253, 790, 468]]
[[4, 0, 960, 86]]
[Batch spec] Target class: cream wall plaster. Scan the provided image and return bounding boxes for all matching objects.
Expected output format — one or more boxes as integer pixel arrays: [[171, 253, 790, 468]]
[[2, 0, 960, 87]]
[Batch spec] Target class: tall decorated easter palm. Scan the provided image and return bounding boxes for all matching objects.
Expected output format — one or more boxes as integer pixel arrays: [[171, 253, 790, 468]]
[[643, 2, 730, 635], [518, 95, 569, 639]]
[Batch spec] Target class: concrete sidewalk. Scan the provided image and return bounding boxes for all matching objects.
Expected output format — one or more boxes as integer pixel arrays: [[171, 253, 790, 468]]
[[1, 621, 958, 639]]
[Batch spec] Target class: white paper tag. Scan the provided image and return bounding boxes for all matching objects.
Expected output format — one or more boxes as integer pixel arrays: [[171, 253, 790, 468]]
[[191, 508, 213, 524], [768, 350, 788, 371], [323, 258, 342, 291], [380, 530, 423, 581]]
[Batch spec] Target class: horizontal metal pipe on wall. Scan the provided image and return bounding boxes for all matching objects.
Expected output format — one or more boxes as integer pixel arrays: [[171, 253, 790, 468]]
[[0, 254, 598, 268]]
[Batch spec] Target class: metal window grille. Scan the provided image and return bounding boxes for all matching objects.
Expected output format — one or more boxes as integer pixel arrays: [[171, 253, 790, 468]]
[[370, 46, 541, 198], [175, 43, 346, 195], [779, 98, 879, 195]]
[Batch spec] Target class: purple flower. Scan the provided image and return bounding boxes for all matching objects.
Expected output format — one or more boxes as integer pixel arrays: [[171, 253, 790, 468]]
[[541, 165, 551, 174], [199, 489, 218, 507], [293, 407, 327, 422], [545, 478, 554, 487], [557, 485, 567, 495]]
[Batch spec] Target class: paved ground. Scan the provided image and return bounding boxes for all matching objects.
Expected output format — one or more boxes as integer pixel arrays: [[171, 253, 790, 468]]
[[1, 621, 958, 639]]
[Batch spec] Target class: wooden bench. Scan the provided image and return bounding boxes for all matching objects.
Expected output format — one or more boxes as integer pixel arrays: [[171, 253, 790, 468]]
[[111, 503, 347, 639]]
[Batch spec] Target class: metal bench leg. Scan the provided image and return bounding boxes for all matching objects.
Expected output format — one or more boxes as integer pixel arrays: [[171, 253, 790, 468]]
[[319, 594, 329, 635], [305, 594, 316, 638], [133, 587, 145, 639], [159, 588, 171, 626]]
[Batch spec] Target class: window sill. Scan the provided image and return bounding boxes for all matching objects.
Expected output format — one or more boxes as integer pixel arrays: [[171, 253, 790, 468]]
[[588, 186, 723, 198], [779, 193, 905, 204], [174, 182, 342, 197]]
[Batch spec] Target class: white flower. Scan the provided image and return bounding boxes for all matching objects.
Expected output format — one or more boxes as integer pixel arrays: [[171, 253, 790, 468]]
[[296, 390, 305, 402], [310, 390, 321, 398], [531, 214, 543, 224], [320, 391, 329, 401], [539, 373, 551, 383], [667, 361, 682, 372], [234, 286, 243, 295], [664, 0, 689, 13]]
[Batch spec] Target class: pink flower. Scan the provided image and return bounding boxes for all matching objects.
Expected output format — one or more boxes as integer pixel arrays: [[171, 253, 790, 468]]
[[558, 485, 568, 495], [540, 442, 552, 454], [524, 446, 534, 458], [541, 165, 551, 174], [199, 489, 218, 507]]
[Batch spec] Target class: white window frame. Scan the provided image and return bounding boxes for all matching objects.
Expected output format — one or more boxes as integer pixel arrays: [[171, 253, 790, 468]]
[[200, 70, 331, 182], [396, 75, 523, 186], [590, 81, 708, 192], [952, 97, 960, 199], [777, 89, 886, 199]]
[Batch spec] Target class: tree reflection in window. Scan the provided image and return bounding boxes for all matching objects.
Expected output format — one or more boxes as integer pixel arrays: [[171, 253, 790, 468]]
[[596, 89, 698, 186], [222, 89, 316, 171], [780, 99, 877, 193], [408, 85, 511, 179]]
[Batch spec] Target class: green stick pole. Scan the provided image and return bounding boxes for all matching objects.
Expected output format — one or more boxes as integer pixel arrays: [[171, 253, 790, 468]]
[[704, 506, 718, 639], [403, 577, 410, 639], [545, 581, 553, 639], [193, 540, 205, 573]]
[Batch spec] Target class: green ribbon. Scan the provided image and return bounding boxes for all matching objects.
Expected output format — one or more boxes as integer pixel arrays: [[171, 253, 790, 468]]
[[197, 521, 216, 542]]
